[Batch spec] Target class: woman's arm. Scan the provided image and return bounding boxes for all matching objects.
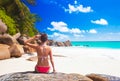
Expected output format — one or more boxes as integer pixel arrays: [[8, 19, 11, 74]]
[[24, 35, 38, 48], [49, 48, 56, 73]]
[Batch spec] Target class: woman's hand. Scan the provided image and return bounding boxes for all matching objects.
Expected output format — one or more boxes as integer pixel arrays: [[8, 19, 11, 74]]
[[53, 70, 56, 73]]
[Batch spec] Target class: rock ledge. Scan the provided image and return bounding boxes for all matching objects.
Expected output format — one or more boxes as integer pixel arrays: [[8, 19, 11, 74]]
[[0, 72, 92, 81]]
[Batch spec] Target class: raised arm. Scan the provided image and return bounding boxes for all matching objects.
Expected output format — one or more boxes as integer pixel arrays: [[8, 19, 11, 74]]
[[24, 35, 39, 48], [49, 47, 56, 73]]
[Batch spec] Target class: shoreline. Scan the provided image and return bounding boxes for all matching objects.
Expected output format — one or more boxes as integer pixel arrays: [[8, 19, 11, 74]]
[[0, 47, 120, 77]]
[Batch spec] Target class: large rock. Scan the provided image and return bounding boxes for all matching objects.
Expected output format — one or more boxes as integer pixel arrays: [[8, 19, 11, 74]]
[[17, 35, 28, 45], [86, 74, 109, 81], [0, 44, 10, 60], [47, 40, 72, 47], [23, 45, 36, 54], [0, 19, 7, 35], [0, 72, 93, 81], [0, 34, 18, 46], [47, 40, 55, 46], [64, 40, 72, 46], [9, 44, 24, 57], [13, 32, 21, 39], [0, 35, 14, 46], [86, 73, 120, 81], [56, 42, 65, 46]]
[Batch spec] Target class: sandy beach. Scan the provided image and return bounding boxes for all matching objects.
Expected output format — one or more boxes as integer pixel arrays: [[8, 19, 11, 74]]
[[0, 47, 120, 77]]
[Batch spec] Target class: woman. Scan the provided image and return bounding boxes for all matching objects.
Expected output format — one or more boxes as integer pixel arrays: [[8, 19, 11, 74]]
[[24, 34, 56, 73]]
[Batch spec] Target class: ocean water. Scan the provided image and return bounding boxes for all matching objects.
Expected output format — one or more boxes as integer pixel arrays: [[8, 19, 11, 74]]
[[71, 41, 120, 49]]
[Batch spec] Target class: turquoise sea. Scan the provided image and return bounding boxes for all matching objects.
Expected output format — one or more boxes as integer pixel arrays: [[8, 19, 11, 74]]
[[71, 41, 120, 49]]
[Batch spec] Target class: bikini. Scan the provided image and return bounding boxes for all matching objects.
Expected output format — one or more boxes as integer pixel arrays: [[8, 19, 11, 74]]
[[35, 46, 50, 73], [35, 66, 50, 73]]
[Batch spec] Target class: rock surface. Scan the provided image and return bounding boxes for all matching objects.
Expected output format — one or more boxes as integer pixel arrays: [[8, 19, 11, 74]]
[[9, 44, 24, 57], [86, 73, 120, 81], [47, 40, 72, 46], [86, 74, 109, 81], [0, 72, 92, 81], [0, 20, 7, 35], [64, 40, 72, 46], [0, 34, 18, 46], [97, 74, 120, 81], [0, 44, 10, 60]]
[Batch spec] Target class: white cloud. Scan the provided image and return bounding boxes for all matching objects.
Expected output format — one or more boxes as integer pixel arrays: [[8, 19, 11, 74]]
[[91, 18, 108, 25], [49, 32, 69, 41], [48, 21, 69, 32], [47, 27, 55, 31], [81, 30, 85, 33], [48, 21, 83, 34], [65, 4, 93, 13], [70, 28, 81, 34], [88, 29, 97, 34], [74, 34, 84, 37], [52, 32, 60, 37]]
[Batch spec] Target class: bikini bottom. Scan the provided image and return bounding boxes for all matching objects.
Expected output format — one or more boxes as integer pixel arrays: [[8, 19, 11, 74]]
[[35, 65, 50, 73]]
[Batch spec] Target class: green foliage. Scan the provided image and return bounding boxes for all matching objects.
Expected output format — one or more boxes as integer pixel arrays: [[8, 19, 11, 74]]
[[0, 8, 17, 35], [0, 0, 40, 36], [15, 0, 38, 36], [0, 0, 11, 5]]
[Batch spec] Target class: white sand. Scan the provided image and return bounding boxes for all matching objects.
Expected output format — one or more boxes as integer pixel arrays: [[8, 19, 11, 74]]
[[0, 47, 120, 77]]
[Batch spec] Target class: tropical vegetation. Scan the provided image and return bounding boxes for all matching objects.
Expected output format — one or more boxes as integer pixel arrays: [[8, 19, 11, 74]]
[[0, 0, 39, 36]]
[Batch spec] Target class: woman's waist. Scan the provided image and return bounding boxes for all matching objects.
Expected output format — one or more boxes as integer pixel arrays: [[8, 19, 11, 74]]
[[38, 56, 48, 59], [36, 62, 49, 66], [36, 64, 50, 67]]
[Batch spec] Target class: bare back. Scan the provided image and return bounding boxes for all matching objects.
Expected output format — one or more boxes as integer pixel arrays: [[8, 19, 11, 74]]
[[36, 45, 51, 66], [25, 34, 56, 73]]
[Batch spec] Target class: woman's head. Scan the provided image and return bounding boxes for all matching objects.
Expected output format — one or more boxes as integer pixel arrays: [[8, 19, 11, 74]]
[[40, 33, 48, 43]]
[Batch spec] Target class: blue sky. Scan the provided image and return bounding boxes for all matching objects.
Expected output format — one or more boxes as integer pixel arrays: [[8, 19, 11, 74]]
[[24, 0, 120, 41]]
